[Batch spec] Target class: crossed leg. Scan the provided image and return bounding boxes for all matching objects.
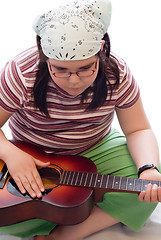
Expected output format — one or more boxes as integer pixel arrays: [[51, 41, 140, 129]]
[[34, 205, 119, 240]]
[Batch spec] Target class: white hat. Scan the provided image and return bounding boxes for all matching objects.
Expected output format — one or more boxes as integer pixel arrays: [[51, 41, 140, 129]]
[[33, 0, 112, 60]]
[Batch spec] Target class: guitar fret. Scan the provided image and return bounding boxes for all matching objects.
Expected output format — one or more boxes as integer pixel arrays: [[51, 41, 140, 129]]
[[79, 172, 84, 186], [92, 174, 97, 187], [151, 180, 159, 187], [113, 176, 121, 190], [77, 172, 83, 186], [106, 175, 109, 188], [128, 178, 135, 191], [94, 174, 104, 188], [89, 174, 94, 187], [120, 177, 127, 190], [133, 178, 136, 191], [119, 177, 122, 190], [134, 178, 142, 192], [65, 171, 70, 184], [70, 171, 76, 185], [125, 178, 128, 190], [81, 172, 87, 187], [112, 176, 115, 189], [141, 179, 143, 191], [64, 171, 70, 185], [69, 171, 76, 185], [66, 171, 72, 185], [107, 175, 112, 189], [62, 171, 68, 184], [85, 173, 93, 187], [106, 175, 114, 189], [94, 174, 98, 187], [84, 172, 89, 186], [100, 174, 103, 187], [100, 174, 105, 188], [74, 172, 80, 185], [60, 170, 65, 184]]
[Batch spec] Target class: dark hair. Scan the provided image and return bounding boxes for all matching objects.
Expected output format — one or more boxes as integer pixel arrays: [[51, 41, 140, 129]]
[[33, 34, 120, 116]]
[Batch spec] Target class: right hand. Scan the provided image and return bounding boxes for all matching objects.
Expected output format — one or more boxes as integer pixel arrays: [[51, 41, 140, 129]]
[[5, 146, 50, 198]]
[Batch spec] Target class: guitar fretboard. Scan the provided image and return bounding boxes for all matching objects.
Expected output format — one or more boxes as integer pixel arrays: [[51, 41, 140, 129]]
[[60, 170, 161, 193]]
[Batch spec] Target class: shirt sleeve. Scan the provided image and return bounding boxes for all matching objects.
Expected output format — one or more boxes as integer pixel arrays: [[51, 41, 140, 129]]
[[115, 61, 140, 109], [0, 60, 27, 113]]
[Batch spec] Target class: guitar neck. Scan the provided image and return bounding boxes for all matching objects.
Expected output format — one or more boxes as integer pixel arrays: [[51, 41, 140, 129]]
[[60, 170, 161, 194]]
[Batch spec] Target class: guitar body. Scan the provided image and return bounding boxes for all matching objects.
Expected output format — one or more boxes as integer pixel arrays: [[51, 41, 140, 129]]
[[0, 141, 97, 227], [1, 141, 159, 227]]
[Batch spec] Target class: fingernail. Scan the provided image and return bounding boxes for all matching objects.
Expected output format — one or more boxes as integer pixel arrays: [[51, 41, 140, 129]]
[[38, 193, 42, 198], [152, 184, 158, 189]]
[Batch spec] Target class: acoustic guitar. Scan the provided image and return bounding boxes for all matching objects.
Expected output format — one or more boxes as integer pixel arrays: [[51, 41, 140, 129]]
[[0, 140, 160, 227]]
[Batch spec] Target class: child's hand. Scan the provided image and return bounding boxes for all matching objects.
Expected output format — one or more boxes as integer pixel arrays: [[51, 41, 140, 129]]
[[5, 147, 50, 198], [138, 169, 161, 203]]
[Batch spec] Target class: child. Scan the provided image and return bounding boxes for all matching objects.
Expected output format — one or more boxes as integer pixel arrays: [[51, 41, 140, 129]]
[[0, 0, 160, 239]]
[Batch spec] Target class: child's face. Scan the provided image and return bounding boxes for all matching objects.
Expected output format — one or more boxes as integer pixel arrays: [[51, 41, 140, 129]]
[[47, 55, 99, 96]]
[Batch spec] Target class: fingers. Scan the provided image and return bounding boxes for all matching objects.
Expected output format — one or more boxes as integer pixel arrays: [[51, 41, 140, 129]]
[[138, 184, 161, 203], [5, 149, 49, 199], [24, 172, 44, 198], [151, 184, 159, 202], [34, 159, 50, 168], [19, 176, 38, 198], [13, 169, 45, 198], [158, 188, 161, 202], [13, 176, 27, 195]]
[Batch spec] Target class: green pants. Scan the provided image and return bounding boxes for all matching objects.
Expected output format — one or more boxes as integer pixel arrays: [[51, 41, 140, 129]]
[[0, 129, 158, 238]]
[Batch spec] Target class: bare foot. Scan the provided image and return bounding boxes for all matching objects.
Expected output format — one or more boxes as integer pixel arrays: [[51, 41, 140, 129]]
[[34, 226, 58, 240]]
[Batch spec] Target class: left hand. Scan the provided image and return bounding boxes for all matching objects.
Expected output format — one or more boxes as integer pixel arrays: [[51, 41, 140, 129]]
[[138, 168, 161, 203]]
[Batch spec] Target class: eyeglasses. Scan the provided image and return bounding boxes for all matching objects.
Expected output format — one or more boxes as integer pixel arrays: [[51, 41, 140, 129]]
[[48, 60, 98, 78]]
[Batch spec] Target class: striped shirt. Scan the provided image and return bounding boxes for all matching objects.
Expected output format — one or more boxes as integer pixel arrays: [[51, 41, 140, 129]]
[[0, 46, 140, 154]]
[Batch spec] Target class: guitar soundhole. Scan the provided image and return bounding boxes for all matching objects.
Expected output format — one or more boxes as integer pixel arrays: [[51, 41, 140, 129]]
[[39, 165, 61, 189], [7, 165, 61, 198]]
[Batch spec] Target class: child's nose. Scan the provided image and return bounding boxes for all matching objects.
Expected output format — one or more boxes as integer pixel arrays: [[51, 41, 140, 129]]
[[68, 73, 80, 84]]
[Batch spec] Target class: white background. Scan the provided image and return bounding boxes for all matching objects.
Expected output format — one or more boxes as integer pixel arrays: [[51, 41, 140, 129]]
[[1, 0, 161, 152]]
